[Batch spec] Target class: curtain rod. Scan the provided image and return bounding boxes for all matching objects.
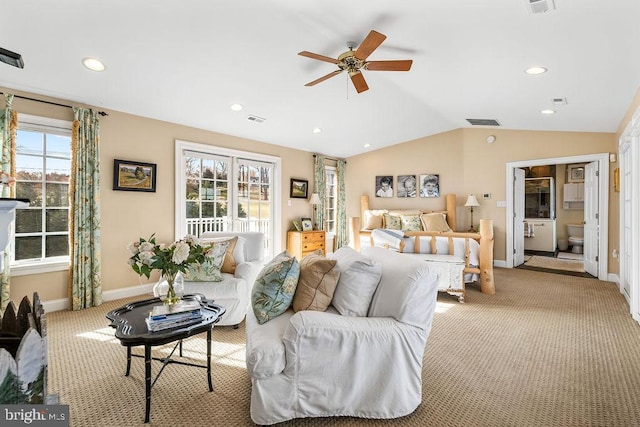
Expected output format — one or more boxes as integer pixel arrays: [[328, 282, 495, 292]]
[[0, 92, 108, 116], [313, 154, 346, 163]]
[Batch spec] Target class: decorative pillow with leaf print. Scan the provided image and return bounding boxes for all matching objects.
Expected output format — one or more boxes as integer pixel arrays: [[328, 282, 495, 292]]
[[251, 251, 300, 324], [184, 240, 229, 282]]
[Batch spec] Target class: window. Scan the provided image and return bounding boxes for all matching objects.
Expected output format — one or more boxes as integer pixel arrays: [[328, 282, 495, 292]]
[[324, 166, 337, 233], [176, 140, 281, 259], [12, 115, 72, 274]]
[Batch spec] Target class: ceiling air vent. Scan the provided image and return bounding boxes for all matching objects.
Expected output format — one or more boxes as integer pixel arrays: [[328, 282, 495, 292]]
[[466, 119, 501, 126], [552, 97, 567, 105], [246, 115, 266, 123], [526, 0, 555, 14]]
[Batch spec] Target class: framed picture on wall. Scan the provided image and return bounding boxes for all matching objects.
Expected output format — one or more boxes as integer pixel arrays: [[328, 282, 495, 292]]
[[375, 175, 393, 198], [567, 164, 585, 183], [290, 178, 309, 199], [397, 175, 417, 198], [113, 159, 157, 192], [419, 174, 440, 198]]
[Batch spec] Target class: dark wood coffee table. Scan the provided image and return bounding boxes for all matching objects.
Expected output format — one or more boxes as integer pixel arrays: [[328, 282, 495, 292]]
[[106, 294, 225, 423]]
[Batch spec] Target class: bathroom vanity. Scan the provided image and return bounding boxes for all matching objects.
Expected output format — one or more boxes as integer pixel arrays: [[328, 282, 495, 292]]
[[524, 218, 557, 252]]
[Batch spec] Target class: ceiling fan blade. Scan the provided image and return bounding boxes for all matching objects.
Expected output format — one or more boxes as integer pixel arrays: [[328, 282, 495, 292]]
[[350, 71, 369, 93], [305, 69, 343, 87], [366, 60, 413, 71], [298, 51, 339, 64], [354, 30, 387, 60]]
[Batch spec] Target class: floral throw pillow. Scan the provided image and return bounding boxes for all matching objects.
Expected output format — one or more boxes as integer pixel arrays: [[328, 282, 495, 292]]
[[184, 240, 229, 282], [400, 214, 422, 231], [383, 213, 402, 230], [251, 251, 300, 324]]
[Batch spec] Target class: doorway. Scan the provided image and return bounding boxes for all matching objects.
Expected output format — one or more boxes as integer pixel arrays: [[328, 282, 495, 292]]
[[506, 153, 610, 282]]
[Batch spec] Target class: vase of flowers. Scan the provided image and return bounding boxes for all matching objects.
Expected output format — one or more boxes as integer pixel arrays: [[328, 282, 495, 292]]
[[128, 234, 206, 304]]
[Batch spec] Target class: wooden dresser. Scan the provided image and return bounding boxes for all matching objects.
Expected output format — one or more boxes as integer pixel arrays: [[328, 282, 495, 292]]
[[287, 230, 325, 260]]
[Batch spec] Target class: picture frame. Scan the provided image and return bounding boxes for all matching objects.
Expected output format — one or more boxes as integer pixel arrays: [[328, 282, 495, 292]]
[[292, 221, 302, 231], [567, 164, 585, 183], [397, 175, 417, 198], [301, 217, 313, 231], [419, 174, 440, 198], [290, 178, 309, 199], [113, 159, 157, 192], [375, 175, 393, 198]]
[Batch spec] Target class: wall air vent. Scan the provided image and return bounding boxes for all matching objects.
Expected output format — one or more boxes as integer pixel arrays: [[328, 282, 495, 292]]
[[246, 115, 266, 123], [526, 0, 555, 14], [466, 119, 501, 126]]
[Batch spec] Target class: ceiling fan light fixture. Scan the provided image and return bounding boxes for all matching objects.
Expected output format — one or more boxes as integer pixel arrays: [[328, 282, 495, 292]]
[[82, 57, 105, 72], [525, 66, 547, 75]]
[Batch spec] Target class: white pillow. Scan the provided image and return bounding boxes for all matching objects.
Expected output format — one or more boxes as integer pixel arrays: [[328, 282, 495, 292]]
[[330, 247, 382, 317]]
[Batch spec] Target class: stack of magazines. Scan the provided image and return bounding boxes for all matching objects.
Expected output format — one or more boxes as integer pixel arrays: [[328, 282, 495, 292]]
[[146, 300, 203, 332]]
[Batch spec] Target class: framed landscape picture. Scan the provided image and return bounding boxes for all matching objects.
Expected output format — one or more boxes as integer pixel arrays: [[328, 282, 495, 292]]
[[113, 159, 157, 192], [290, 178, 309, 199]]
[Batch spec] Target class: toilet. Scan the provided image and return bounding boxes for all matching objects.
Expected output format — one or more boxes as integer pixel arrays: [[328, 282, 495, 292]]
[[567, 224, 584, 254]]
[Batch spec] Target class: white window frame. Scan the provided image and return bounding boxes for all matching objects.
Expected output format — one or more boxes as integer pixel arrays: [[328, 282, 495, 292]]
[[11, 114, 72, 276], [324, 165, 337, 234], [174, 140, 282, 256]]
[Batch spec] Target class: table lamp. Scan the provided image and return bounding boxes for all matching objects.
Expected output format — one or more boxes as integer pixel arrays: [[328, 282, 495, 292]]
[[464, 194, 480, 232], [309, 193, 321, 230]]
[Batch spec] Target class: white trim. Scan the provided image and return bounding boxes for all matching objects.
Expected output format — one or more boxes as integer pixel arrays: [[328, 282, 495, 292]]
[[505, 153, 610, 281], [42, 283, 154, 313], [10, 259, 69, 276], [174, 139, 282, 253], [494, 259, 507, 268]]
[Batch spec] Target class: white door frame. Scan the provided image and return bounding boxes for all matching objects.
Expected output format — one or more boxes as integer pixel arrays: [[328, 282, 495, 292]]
[[505, 153, 609, 281]]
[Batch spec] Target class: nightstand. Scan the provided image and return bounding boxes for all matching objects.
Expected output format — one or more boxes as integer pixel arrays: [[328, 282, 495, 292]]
[[287, 230, 325, 260]]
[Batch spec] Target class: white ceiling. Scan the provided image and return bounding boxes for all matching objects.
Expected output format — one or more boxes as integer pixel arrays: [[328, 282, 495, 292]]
[[1, 0, 639, 158]]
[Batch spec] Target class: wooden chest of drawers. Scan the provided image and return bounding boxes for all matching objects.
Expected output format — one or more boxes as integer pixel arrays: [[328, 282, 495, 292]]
[[287, 231, 326, 260]]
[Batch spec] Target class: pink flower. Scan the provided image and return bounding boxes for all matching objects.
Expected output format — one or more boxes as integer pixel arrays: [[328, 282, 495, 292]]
[[0, 171, 15, 186]]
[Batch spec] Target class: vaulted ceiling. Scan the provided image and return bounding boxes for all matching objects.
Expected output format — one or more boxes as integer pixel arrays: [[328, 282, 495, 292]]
[[2, 0, 639, 157]]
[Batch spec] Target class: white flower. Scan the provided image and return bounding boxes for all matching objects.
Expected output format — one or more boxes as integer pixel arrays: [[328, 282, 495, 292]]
[[138, 251, 154, 265], [140, 241, 155, 252], [127, 258, 136, 266], [172, 241, 190, 264], [127, 241, 140, 255], [183, 235, 199, 246]]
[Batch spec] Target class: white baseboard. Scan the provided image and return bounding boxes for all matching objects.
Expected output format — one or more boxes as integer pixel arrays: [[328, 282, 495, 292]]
[[42, 283, 154, 313], [608, 273, 620, 285], [494, 260, 507, 268]]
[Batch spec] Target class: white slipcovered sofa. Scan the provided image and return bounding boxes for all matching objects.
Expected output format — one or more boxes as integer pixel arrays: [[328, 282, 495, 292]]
[[153, 231, 265, 327], [245, 246, 439, 425]]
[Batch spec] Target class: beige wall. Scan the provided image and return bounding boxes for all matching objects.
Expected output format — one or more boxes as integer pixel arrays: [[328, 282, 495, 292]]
[[2, 87, 315, 303], [346, 128, 617, 268]]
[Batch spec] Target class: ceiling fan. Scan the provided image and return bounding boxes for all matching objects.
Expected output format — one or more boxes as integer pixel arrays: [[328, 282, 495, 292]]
[[298, 30, 413, 94]]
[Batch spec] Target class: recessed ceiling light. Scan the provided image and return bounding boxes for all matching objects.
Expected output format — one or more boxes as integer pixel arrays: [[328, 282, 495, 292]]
[[82, 57, 105, 72], [540, 109, 556, 115], [525, 66, 548, 75], [363, 143, 371, 148], [230, 103, 243, 112], [312, 127, 322, 134]]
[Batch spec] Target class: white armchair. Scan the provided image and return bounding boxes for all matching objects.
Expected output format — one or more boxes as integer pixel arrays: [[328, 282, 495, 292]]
[[245, 246, 439, 425], [153, 231, 265, 327]]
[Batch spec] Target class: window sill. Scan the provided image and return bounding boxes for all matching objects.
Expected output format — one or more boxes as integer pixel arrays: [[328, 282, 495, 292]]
[[10, 259, 69, 276]]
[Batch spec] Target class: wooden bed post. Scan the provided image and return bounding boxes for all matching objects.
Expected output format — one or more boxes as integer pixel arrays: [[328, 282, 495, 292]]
[[445, 194, 457, 231], [349, 216, 361, 252], [479, 219, 495, 294]]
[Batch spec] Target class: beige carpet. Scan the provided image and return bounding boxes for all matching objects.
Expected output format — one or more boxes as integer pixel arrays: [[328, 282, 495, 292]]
[[46, 268, 640, 426], [524, 255, 585, 272]]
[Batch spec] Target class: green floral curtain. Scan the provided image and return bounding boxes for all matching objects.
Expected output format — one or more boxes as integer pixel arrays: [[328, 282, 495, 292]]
[[335, 159, 348, 249], [313, 155, 326, 229], [0, 94, 17, 312], [69, 108, 102, 310]]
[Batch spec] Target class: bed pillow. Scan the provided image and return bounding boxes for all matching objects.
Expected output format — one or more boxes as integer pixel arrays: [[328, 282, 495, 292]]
[[421, 212, 452, 232], [292, 250, 340, 312], [251, 251, 300, 324], [383, 213, 402, 230], [330, 247, 382, 317], [184, 240, 229, 282], [400, 214, 422, 231], [363, 209, 387, 229]]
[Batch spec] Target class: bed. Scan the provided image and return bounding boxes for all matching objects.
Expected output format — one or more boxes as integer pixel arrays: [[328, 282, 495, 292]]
[[349, 194, 495, 297]]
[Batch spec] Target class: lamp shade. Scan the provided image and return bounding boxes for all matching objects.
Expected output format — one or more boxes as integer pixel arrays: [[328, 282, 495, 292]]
[[309, 193, 321, 205], [464, 194, 480, 207]]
